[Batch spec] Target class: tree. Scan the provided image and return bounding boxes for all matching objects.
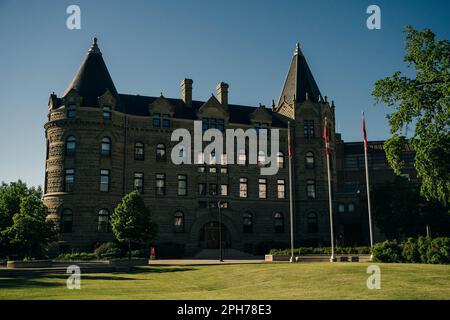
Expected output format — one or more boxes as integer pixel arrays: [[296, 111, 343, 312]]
[[372, 26, 450, 203], [372, 176, 450, 239], [0, 181, 43, 257], [2, 194, 57, 258], [111, 191, 157, 259]]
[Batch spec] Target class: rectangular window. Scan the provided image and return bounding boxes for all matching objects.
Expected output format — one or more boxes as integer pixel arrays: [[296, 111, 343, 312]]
[[162, 114, 170, 128], [198, 166, 206, 173], [156, 174, 166, 195], [259, 178, 267, 199], [221, 167, 228, 174], [307, 179, 316, 199], [209, 167, 217, 173], [239, 177, 248, 198], [64, 169, 75, 192], [67, 104, 76, 118], [152, 113, 161, 127], [277, 179, 286, 199], [238, 150, 247, 165], [303, 120, 309, 138], [202, 118, 209, 131], [221, 153, 228, 166], [217, 119, 224, 132], [178, 175, 187, 196], [103, 106, 112, 120], [221, 184, 228, 196], [198, 183, 206, 196], [100, 169, 110, 192], [309, 120, 315, 137], [134, 172, 144, 193], [209, 183, 218, 196]]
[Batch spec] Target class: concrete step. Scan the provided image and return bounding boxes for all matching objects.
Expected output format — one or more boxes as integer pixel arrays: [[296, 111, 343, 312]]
[[193, 249, 260, 260]]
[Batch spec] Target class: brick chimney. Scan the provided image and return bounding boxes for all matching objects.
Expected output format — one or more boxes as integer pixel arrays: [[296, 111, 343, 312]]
[[216, 82, 229, 107], [181, 78, 193, 107]]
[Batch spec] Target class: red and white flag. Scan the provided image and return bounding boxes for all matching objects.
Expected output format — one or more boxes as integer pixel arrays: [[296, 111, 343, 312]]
[[362, 113, 368, 151], [324, 118, 330, 156]]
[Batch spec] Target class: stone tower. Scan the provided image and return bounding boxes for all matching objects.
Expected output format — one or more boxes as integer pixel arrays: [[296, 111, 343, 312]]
[[275, 43, 338, 246]]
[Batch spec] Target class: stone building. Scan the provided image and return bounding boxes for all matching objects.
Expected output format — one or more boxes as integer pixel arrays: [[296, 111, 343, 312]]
[[44, 39, 416, 255]]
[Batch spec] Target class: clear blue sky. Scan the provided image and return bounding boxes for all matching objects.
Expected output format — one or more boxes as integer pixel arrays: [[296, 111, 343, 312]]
[[0, 0, 449, 188]]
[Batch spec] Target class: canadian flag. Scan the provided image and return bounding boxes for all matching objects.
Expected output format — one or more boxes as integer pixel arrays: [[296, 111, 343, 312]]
[[362, 113, 368, 151], [324, 117, 330, 156]]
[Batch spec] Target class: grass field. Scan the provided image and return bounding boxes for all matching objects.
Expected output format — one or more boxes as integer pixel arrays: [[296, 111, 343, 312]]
[[0, 262, 449, 300]]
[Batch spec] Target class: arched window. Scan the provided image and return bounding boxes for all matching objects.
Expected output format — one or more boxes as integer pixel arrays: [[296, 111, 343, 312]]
[[65, 136, 76, 156], [134, 142, 144, 160], [156, 143, 166, 161], [277, 152, 284, 168], [306, 151, 315, 169], [101, 137, 111, 156], [307, 212, 318, 233], [174, 211, 184, 233], [243, 212, 253, 233], [274, 212, 284, 233], [61, 209, 73, 233], [98, 209, 109, 233]]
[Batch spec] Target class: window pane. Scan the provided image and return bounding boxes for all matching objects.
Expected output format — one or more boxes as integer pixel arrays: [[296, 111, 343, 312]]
[[221, 184, 228, 196]]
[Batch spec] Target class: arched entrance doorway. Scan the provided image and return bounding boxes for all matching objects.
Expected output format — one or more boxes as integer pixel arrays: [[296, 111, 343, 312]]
[[198, 221, 231, 249]]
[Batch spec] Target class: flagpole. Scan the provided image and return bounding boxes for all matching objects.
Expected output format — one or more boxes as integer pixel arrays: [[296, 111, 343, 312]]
[[324, 117, 336, 262], [288, 121, 295, 263], [363, 112, 374, 260]]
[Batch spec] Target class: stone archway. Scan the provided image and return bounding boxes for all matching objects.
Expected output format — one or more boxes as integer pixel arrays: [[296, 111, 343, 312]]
[[198, 221, 231, 249], [188, 210, 242, 251]]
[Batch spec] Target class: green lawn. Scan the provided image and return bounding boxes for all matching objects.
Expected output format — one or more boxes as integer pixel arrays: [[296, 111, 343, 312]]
[[0, 263, 449, 300]]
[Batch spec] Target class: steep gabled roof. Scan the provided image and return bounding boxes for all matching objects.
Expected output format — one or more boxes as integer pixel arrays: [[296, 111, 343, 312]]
[[277, 43, 321, 108], [64, 38, 118, 106]]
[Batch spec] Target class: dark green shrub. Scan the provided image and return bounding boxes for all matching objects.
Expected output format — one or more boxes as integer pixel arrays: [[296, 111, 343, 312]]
[[402, 238, 420, 263], [55, 252, 97, 261], [426, 237, 450, 264], [94, 242, 122, 259], [418, 236, 432, 263], [372, 240, 402, 263]]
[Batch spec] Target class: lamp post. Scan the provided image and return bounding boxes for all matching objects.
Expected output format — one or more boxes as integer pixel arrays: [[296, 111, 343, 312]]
[[218, 200, 224, 262]]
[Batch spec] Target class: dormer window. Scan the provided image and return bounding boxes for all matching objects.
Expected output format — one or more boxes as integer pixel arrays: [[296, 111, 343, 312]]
[[202, 118, 224, 132], [162, 114, 170, 128], [152, 113, 161, 127], [255, 122, 270, 136], [67, 104, 76, 118], [103, 106, 112, 120], [152, 113, 171, 128]]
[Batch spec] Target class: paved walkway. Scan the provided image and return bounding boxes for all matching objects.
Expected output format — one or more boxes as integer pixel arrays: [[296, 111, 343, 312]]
[[148, 259, 265, 265]]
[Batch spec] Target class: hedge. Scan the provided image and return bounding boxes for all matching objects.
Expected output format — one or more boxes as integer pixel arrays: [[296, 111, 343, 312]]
[[372, 237, 450, 264], [269, 246, 371, 255]]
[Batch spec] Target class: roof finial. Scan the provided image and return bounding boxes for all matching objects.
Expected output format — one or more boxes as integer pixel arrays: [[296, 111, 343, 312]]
[[294, 42, 301, 55], [88, 37, 101, 54]]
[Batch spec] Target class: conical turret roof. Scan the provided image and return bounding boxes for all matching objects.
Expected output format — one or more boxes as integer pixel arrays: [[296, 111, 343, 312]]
[[64, 38, 118, 106], [277, 43, 321, 108]]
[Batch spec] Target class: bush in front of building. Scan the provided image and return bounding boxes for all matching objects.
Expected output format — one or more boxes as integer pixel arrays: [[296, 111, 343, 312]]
[[372, 237, 450, 264], [94, 242, 123, 259], [54, 252, 98, 261], [268, 246, 371, 255], [372, 240, 403, 263]]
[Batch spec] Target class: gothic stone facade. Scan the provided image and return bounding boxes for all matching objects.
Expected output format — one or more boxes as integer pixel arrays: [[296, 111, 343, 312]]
[[44, 39, 416, 255]]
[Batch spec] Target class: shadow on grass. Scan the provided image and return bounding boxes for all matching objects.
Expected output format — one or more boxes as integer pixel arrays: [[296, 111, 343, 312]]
[[0, 266, 197, 289]]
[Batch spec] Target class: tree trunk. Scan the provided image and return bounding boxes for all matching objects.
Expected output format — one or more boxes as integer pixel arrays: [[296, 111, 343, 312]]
[[128, 240, 131, 260]]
